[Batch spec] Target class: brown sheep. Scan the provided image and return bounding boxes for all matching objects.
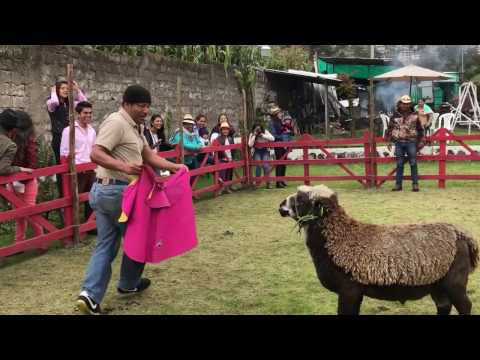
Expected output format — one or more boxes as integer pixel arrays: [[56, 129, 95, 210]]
[[279, 185, 479, 315]]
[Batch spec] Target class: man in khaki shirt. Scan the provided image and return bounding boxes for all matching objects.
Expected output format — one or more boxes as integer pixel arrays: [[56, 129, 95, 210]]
[[77, 85, 186, 315]]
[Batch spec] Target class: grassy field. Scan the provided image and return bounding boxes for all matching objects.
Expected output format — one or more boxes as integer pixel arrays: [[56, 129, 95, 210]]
[[0, 164, 479, 314], [306, 126, 480, 145]]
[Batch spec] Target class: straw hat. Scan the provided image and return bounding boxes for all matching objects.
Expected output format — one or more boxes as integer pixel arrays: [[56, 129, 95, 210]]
[[219, 121, 230, 129], [399, 95, 412, 104], [183, 113, 195, 125], [270, 106, 281, 116]]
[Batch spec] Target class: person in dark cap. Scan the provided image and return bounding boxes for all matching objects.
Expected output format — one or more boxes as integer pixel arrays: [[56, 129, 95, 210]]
[[77, 85, 187, 315]]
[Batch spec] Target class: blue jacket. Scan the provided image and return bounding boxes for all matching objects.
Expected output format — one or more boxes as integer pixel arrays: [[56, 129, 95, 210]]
[[170, 129, 204, 165]]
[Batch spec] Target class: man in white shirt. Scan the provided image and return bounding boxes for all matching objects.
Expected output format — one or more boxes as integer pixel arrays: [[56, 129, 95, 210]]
[[60, 101, 96, 222]]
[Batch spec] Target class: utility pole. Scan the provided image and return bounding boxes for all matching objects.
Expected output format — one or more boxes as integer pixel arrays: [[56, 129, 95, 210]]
[[460, 46, 465, 83], [313, 50, 319, 73], [67, 64, 80, 245], [370, 45, 375, 59]]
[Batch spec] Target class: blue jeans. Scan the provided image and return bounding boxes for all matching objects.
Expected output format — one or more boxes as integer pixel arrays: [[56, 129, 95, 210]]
[[394, 141, 419, 187], [81, 182, 145, 304], [253, 149, 271, 178]]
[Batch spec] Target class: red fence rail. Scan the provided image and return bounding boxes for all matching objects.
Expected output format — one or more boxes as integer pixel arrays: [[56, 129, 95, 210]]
[[250, 128, 480, 189], [1, 128, 479, 259]]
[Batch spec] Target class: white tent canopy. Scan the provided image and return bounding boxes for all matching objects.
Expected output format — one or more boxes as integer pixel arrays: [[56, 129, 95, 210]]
[[373, 64, 450, 81]]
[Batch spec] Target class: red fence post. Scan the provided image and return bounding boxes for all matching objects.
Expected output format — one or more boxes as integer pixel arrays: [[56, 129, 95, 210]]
[[371, 137, 378, 188], [213, 150, 220, 197], [303, 144, 310, 186], [242, 135, 251, 187], [363, 131, 371, 188], [299, 134, 314, 186], [60, 158, 73, 246], [439, 128, 447, 189]]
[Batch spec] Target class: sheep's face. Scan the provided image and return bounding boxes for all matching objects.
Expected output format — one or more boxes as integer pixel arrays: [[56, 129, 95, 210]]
[[279, 185, 338, 223]]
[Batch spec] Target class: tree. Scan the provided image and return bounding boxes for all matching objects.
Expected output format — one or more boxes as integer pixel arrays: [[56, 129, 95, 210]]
[[265, 45, 313, 71], [230, 46, 263, 133]]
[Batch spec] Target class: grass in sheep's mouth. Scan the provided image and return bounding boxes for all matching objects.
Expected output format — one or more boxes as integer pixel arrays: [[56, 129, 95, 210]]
[[294, 214, 319, 233], [0, 167, 479, 314]]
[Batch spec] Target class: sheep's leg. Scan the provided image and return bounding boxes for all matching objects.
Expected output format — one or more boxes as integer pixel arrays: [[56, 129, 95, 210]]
[[431, 290, 452, 315], [445, 286, 472, 315], [337, 294, 363, 315]]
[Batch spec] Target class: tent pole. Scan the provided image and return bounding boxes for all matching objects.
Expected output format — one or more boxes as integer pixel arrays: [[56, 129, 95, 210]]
[[324, 79, 329, 139], [368, 78, 377, 188]]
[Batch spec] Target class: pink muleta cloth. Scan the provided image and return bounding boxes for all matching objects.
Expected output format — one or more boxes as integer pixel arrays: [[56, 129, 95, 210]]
[[119, 165, 198, 263]]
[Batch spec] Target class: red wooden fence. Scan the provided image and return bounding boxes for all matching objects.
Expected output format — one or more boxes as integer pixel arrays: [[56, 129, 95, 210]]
[[250, 128, 480, 189], [1, 128, 479, 260]]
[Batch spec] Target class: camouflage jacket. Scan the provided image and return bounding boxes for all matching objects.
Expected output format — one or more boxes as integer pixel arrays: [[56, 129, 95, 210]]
[[0, 131, 21, 176], [386, 111, 424, 143]]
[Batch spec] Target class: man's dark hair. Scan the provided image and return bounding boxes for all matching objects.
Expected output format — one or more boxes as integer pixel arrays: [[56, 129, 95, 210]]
[[75, 101, 93, 114], [122, 85, 152, 105]]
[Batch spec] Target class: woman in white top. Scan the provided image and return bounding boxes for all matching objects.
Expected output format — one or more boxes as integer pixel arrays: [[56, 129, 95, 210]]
[[248, 122, 275, 189], [143, 114, 172, 152]]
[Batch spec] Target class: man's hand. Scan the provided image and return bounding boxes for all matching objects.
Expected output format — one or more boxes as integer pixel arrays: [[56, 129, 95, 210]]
[[387, 144, 392, 152], [169, 163, 189, 173], [72, 81, 79, 92], [122, 163, 143, 175], [417, 141, 425, 153]]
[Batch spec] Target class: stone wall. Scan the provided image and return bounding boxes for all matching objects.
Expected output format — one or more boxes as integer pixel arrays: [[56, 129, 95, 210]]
[[0, 45, 266, 139]]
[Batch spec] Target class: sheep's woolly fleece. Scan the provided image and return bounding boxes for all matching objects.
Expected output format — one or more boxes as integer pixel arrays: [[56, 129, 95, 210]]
[[323, 220, 459, 286], [298, 185, 334, 199]]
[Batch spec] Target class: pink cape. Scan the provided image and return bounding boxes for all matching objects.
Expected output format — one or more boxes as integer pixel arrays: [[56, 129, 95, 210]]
[[121, 166, 198, 263]]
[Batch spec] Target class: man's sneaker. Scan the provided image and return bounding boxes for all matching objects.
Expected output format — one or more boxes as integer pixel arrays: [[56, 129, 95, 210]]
[[117, 278, 151, 296], [77, 291, 101, 315], [412, 184, 420, 192]]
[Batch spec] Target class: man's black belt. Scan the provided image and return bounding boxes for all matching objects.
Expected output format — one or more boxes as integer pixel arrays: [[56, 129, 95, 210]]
[[96, 178, 129, 186]]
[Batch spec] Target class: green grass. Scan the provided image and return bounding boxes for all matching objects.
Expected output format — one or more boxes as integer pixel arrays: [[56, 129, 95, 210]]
[[306, 126, 480, 146], [0, 178, 479, 314], [273, 161, 480, 191]]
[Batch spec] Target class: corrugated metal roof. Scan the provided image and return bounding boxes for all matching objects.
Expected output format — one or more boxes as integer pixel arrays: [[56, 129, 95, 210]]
[[263, 68, 341, 85], [319, 57, 394, 66]]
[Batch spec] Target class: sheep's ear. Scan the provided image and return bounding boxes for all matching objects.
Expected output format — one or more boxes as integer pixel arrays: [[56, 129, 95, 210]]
[[329, 193, 339, 207], [312, 193, 338, 213], [296, 190, 310, 206]]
